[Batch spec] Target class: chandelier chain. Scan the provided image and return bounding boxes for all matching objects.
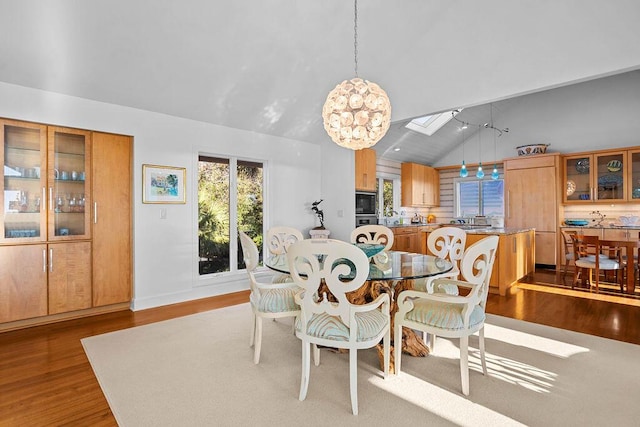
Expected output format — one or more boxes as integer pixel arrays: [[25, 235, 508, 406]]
[[354, 0, 359, 77]]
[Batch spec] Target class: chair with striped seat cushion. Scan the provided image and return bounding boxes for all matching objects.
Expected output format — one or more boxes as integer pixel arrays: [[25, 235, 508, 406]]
[[266, 226, 304, 283], [239, 230, 301, 364], [413, 226, 467, 295], [350, 224, 394, 251], [288, 238, 390, 415], [394, 235, 499, 396]]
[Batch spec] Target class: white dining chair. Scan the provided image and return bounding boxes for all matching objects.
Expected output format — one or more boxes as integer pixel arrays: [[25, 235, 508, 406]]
[[394, 235, 499, 396], [350, 224, 394, 251], [414, 226, 467, 294], [266, 226, 304, 283], [239, 230, 301, 364], [288, 238, 390, 415]]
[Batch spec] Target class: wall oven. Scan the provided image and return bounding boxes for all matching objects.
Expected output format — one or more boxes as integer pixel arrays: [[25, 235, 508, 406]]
[[355, 191, 376, 216]]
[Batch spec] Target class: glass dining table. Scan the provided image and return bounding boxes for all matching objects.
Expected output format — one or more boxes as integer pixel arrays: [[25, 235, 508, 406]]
[[264, 249, 453, 369]]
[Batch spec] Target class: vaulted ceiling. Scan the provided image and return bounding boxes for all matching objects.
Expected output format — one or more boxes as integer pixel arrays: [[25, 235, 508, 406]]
[[1, 0, 639, 165]]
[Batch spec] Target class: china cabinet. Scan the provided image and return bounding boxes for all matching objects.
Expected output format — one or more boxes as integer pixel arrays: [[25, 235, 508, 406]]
[[1, 118, 132, 329], [355, 148, 376, 192], [401, 162, 440, 207], [564, 151, 627, 203]]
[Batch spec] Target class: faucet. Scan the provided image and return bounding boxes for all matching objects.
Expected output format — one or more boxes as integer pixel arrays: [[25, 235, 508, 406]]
[[590, 210, 605, 226]]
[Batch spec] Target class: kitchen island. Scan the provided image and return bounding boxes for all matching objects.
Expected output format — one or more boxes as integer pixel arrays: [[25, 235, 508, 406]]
[[421, 227, 536, 296]]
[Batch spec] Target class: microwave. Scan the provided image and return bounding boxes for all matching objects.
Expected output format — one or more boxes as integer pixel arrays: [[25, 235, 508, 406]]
[[355, 192, 376, 215]]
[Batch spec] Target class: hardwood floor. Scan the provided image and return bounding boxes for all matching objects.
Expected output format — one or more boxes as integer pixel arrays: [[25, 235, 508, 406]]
[[2, 282, 640, 426]]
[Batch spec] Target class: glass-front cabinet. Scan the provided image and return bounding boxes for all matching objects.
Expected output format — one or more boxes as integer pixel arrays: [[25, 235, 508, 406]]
[[564, 151, 626, 203], [628, 149, 640, 200], [48, 127, 91, 240], [1, 120, 91, 242], [1, 120, 47, 242]]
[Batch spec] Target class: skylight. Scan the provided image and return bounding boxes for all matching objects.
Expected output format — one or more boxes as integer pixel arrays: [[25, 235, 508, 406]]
[[405, 109, 461, 136]]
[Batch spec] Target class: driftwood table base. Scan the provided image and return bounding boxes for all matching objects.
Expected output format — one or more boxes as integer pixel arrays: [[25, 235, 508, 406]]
[[319, 278, 430, 374]]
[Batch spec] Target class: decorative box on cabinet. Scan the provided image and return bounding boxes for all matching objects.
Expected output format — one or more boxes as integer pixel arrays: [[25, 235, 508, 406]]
[[355, 148, 376, 192], [401, 162, 440, 207]]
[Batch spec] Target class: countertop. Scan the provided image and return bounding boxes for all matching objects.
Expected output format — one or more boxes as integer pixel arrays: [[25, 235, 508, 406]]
[[560, 224, 640, 230], [387, 223, 534, 235]]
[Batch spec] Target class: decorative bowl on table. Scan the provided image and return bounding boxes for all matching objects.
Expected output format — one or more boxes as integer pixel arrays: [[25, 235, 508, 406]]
[[353, 243, 385, 258], [516, 144, 549, 156], [619, 216, 640, 226], [564, 219, 589, 226]]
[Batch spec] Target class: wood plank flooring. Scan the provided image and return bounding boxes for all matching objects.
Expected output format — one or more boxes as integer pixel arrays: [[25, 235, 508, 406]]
[[2, 281, 639, 426]]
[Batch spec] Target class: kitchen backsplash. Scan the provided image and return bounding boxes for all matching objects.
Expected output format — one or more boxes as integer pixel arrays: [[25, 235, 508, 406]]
[[563, 205, 640, 226]]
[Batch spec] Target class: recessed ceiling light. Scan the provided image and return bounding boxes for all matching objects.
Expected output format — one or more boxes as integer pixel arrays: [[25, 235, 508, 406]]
[[394, 148, 400, 152]]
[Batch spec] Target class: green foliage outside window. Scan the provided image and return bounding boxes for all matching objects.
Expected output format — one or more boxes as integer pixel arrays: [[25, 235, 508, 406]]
[[198, 158, 263, 275]]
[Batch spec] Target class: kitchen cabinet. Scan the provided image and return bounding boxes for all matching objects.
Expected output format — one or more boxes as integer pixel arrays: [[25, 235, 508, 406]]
[[390, 226, 420, 253], [1, 118, 132, 330], [627, 149, 640, 200], [423, 229, 535, 296], [504, 154, 561, 266], [355, 148, 376, 192], [401, 162, 440, 207], [564, 151, 626, 203]]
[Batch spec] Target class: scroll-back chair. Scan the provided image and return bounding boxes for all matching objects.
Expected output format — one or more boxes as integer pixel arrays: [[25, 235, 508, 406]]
[[287, 238, 390, 415], [394, 235, 499, 396], [239, 230, 301, 364], [266, 226, 304, 283], [350, 224, 394, 251]]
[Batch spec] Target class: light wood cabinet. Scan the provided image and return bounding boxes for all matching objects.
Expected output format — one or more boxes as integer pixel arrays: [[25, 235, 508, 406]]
[[564, 151, 627, 203], [0, 245, 47, 322], [504, 154, 561, 266], [423, 229, 535, 296], [48, 242, 92, 315], [466, 230, 535, 296], [92, 132, 132, 306], [1, 118, 132, 330], [401, 162, 440, 207], [390, 227, 420, 253], [355, 148, 376, 192]]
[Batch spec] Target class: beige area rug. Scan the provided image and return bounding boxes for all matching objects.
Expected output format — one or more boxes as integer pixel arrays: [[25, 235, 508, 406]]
[[82, 303, 640, 427]]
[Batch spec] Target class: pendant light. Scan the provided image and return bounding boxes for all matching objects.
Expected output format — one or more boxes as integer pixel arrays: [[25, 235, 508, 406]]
[[476, 125, 484, 179], [459, 126, 468, 177], [322, 0, 391, 150], [490, 104, 500, 180]]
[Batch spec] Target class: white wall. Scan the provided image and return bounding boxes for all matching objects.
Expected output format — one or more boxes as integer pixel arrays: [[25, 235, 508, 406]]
[[435, 71, 640, 167], [0, 82, 331, 310]]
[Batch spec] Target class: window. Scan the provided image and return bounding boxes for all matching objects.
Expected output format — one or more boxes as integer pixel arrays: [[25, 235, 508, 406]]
[[454, 178, 504, 217], [376, 176, 400, 217], [198, 156, 264, 275], [405, 109, 461, 136]]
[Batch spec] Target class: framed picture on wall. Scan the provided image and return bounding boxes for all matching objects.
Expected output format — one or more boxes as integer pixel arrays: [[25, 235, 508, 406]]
[[142, 164, 186, 204]]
